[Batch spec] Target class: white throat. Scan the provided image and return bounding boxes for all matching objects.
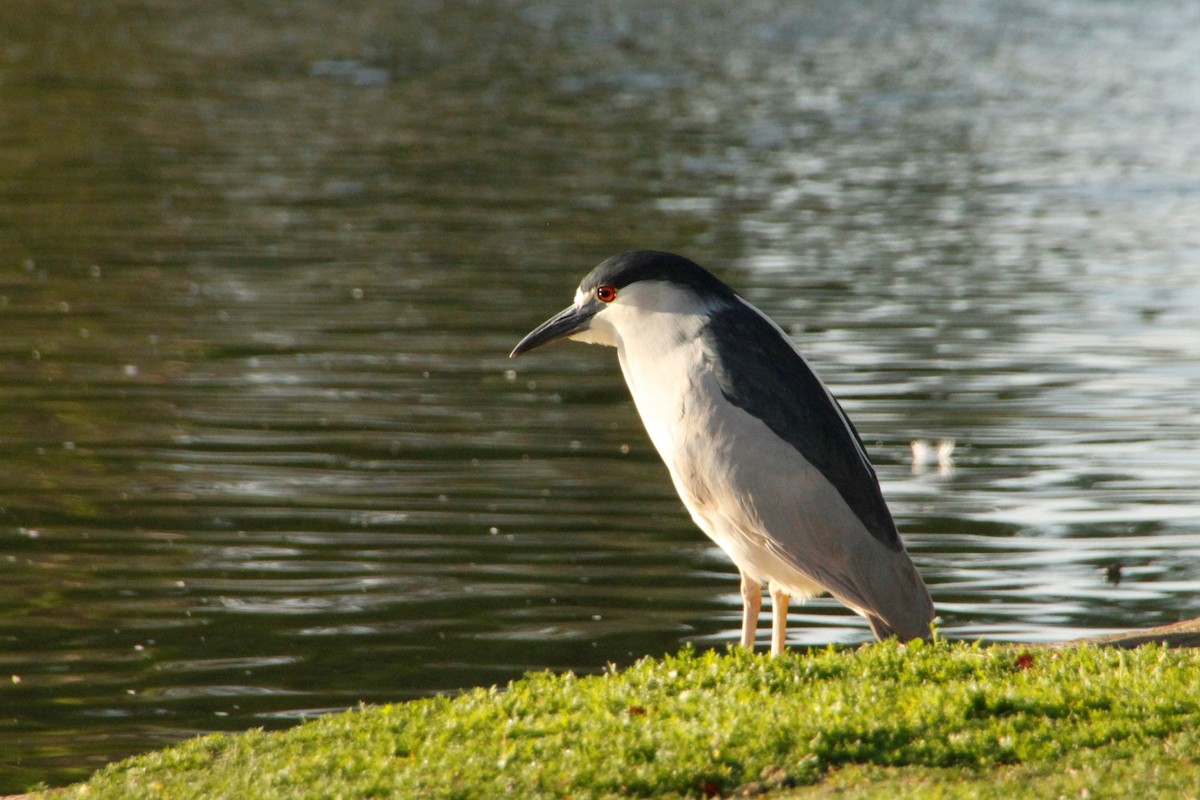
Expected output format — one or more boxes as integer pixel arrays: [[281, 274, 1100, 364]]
[[568, 281, 717, 457]]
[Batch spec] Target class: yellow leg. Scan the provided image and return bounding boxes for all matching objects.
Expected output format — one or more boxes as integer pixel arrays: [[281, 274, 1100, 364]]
[[739, 571, 761, 650], [769, 581, 789, 657]]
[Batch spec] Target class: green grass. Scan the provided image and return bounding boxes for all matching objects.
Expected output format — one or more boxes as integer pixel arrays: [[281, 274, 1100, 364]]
[[35, 640, 1200, 799]]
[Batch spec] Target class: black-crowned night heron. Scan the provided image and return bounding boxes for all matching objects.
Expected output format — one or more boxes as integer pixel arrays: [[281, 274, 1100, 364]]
[[511, 251, 934, 654]]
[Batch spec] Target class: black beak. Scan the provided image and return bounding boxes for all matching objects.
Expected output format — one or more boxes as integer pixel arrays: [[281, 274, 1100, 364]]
[[510, 303, 596, 357]]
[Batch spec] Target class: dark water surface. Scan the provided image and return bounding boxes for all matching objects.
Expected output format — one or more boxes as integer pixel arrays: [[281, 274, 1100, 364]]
[[2, 0, 1199, 790]]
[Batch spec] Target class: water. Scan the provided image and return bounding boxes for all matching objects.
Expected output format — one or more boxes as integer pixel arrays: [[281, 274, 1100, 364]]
[[2, 0, 1199, 790]]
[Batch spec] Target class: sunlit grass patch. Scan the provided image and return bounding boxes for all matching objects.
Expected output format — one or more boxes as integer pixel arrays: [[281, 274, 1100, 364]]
[[41, 640, 1200, 799]]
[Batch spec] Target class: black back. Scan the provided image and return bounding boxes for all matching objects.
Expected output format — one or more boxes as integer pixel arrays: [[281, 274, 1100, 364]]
[[700, 293, 902, 551]]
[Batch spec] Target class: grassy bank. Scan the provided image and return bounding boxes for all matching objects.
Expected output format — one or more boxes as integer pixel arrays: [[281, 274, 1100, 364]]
[[31, 640, 1200, 798]]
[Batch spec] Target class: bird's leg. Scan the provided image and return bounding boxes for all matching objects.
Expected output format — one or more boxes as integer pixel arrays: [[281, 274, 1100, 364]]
[[738, 571, 761, 650], [769, 580, 789, 657]]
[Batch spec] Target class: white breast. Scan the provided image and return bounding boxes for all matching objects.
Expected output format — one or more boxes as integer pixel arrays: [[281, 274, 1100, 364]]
[[607, 308, 738, 542], [604, 286, 713, 465]]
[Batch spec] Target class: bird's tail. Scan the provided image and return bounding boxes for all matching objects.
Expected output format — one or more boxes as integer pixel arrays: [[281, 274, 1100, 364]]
[[863, 576, 935, 642], [866, 612, 930, 642]]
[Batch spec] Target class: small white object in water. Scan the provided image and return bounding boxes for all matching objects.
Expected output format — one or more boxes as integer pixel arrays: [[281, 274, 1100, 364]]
[[911, 438, 956, 476]]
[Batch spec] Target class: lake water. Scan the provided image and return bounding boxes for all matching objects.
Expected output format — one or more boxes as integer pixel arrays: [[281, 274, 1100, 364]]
[[2, 0, 1199, 790]]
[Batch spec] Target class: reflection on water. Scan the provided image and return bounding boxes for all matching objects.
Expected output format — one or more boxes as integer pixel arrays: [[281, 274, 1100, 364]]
[[2, 0, 1199, 791]]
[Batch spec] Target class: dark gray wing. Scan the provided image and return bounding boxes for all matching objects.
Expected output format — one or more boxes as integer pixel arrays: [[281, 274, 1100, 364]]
[[700, 300, 901, 551]]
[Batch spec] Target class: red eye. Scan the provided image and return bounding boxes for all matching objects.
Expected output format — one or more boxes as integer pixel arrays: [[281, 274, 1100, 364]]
[[596, 285, 618, 303]]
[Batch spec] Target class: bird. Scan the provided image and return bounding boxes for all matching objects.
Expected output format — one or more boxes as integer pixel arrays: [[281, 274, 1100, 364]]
[[510, 251, 934, 654], [910, 438, 956, 476]]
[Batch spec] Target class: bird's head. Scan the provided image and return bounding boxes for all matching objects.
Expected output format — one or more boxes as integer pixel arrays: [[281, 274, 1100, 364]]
[[510, 250, 736, 357]]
